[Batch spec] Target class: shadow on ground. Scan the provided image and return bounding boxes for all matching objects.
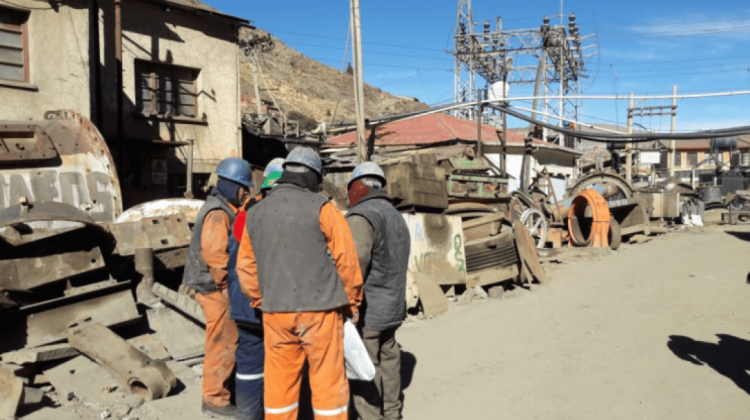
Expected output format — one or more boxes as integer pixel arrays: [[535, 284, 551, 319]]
[[667, 334, 750, 396], [724, 231, 750, 243]]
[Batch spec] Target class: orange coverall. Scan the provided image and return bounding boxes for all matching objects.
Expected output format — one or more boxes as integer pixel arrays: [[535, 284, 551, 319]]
[[195, 204, 240, 408], [236, 202, 363, 420]]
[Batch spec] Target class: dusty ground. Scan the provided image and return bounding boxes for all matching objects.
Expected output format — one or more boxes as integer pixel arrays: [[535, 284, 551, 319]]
[[399, 223, 750, 419], [22, 223, 750, 419]]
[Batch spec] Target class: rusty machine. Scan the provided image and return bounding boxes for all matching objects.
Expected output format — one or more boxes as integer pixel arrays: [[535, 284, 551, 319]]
[[373, 149, 544, 315], [0, 111, 206, 416]]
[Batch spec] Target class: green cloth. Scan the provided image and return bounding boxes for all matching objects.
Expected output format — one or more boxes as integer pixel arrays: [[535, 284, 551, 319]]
[[261, 171, 282, 190]]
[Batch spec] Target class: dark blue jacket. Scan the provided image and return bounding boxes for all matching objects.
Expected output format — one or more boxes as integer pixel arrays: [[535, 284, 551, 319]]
[[228, 209, 263, 328]]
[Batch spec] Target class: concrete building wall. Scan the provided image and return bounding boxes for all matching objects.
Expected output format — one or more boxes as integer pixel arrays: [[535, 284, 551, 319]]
[[98, 0, 241, 174], [0, 0, 91, 121]]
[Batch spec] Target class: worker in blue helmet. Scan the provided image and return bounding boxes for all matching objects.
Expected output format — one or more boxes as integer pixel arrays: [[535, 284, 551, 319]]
[[346, 161, 410, 420], [183, 157, 254, 419]]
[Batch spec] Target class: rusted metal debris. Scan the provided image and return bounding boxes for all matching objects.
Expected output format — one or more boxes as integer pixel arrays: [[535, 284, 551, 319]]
[[67, 319, 177, 401], [2, 344, 79, 365], [0, 112, 209, 419]]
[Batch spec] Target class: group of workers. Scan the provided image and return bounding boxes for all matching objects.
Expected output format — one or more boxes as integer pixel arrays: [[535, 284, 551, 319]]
[[181, 147, 410, 420]]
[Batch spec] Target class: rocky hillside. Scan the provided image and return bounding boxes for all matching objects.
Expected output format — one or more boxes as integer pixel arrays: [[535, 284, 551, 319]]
[[239, 28, 429, 131]]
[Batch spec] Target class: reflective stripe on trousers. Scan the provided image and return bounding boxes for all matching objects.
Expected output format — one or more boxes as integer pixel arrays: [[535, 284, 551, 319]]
[[265, 402, 299, 415], [263, 310, 349, 420], [313, 405, 348, 416]]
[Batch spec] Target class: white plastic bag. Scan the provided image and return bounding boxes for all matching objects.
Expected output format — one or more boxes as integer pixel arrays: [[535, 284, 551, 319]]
[[343, 320, 376, 381]]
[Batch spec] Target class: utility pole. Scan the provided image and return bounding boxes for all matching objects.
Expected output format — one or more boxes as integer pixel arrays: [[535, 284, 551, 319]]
[[476, 89, 483, 156], [627, 91, 678, 177], [350, 0, 367, 163], [670, 85, 677, 176], [251, 54, 262, 115], [531, 50, 547, 122], [626, 92, 633, 185]]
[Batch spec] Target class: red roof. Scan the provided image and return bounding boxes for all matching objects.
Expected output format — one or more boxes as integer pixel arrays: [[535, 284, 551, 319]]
[[328, 113, 542, 146]]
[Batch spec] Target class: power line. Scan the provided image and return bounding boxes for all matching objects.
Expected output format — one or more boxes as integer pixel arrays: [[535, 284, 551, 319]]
[[283, 40, 452, 62], [582, 16, 750, 29], [264, 28, 446, 53]]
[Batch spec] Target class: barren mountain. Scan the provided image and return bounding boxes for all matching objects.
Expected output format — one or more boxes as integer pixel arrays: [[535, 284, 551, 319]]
[[239, 28, 429, 131]]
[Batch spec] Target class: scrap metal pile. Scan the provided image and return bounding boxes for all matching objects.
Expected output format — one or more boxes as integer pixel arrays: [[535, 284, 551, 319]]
[[322, 145, 548, 317], [0, 112, 209, 419]]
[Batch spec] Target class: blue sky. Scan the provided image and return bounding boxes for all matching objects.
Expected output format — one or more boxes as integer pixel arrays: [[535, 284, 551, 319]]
[[210, 0, 750, 131]]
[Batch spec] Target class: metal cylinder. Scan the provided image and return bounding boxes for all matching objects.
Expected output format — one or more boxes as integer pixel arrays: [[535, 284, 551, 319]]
[[135, 247, 155, 304], [699, 186, 722, 204]]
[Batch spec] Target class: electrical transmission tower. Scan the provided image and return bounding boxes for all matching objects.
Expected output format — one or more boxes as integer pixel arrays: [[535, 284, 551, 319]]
[[451, 0, 597, 145]]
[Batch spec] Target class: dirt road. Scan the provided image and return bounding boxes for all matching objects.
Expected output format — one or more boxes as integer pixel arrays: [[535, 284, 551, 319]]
[[398, 224, 750, 419]]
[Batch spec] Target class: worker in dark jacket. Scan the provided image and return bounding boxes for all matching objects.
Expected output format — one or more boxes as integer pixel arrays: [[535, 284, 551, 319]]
[[236, 147, 363, 420], [346, 162, 410, 420], [227, 157, 285, 420], [183, 157, 254, 419]]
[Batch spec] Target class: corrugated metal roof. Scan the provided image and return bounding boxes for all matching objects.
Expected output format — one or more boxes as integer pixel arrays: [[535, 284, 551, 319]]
[[145, 0, 250, 24], [327, 113, 549, 146]]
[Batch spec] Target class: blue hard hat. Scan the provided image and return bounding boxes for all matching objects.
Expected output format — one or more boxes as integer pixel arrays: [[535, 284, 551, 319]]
[[283, 147, 322, 176], [215, 158, 254, 188], [349, 161, 386, 188], [263, 157, 286, 178]]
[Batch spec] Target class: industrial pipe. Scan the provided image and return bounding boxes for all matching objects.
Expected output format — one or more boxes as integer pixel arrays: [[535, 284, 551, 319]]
[[134, 247, 157, 305], [567, 189, 610, 248]]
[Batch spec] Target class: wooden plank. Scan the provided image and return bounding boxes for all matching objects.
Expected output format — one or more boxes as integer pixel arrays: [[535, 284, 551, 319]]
[[414, 272, 448, 317]]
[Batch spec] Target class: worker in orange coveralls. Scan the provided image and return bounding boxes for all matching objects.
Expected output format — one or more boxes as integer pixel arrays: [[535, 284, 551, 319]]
[[182, 157, 254, 419], [236, 146, 363, 420]]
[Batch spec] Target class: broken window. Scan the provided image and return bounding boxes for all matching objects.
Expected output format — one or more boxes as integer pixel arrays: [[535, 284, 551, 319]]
[[0, 7, 29, 82], [686, 151, 698, 167], [135, 61, 199, 118]]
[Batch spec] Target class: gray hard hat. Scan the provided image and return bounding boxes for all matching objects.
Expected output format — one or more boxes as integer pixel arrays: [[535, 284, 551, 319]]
[[283, 147, 322, 176], [264, 158, 286, 178], [349, 161, 386, 188]]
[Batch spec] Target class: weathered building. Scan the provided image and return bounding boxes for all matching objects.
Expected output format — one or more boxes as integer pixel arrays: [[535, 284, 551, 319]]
[[0, 0, 249, 207], [327, 112, 581, 199]]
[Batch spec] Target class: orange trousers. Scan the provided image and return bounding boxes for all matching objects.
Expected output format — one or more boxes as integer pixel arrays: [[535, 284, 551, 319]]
[[195, 290, 239, 408], [263, 310, 349, 420]]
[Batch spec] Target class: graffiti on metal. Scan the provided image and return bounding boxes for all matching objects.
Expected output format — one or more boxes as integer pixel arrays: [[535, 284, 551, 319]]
[[403, 213, 467, 285], [0, 171, 116, 222], [0, 111, 122, 222]]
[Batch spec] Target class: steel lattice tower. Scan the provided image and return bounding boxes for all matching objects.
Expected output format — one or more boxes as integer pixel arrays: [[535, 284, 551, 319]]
[[451, 0, 597, 144]]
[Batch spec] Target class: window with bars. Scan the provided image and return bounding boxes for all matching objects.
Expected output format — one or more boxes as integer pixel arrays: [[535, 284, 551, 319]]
[[686, 151, 698, 167], [135, 61, 198, 117], [0, 7, 29, 83]]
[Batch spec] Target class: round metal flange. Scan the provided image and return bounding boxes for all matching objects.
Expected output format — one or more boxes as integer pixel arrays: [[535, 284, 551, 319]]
[[520, 208, 548, 248]]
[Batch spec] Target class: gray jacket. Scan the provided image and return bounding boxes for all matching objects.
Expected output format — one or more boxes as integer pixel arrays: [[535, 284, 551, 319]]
[[346, 191, 410, 331], [246, 183, 350, 313]]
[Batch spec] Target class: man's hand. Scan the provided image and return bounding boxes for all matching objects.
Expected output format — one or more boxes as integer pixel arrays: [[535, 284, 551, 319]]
[[349, 310, 359, 324]]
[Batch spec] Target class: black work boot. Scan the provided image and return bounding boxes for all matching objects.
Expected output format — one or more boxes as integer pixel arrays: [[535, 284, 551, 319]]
[[201, 402, 238, 419]]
